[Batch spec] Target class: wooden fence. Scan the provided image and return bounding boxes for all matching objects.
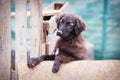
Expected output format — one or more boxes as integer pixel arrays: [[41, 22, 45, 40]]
[[0, 0, 120, 80], [15, 0, 43, 80], [0, 0, 43, 80]]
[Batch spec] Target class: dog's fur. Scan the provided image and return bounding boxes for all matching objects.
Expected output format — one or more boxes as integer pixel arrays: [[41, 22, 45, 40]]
[[28, 14, 88, 73]]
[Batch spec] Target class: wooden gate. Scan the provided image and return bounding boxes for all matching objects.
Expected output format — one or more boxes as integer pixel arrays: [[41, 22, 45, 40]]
[[0, 0, 43, 80]]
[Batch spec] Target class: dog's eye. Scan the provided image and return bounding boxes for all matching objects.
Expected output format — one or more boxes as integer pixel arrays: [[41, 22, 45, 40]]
[[60, 19, 65, 23], [67, 22, 74, 26], [67, 22, 70, 25]]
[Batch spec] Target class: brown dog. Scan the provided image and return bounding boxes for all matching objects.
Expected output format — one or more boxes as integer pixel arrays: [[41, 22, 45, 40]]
[[28, 14, 88, 73]]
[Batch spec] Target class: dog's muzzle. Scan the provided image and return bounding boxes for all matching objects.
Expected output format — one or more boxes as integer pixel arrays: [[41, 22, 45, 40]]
[[57, 30, 63, 36]]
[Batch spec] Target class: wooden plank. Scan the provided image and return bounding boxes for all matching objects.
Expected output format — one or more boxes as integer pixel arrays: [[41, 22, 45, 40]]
[[30, 0, 43, 57], [10, 70, 18, 80], [43, 2, 69, 16], [43, 16, 58, 55], [15, 0, 27, 79], [59, 2, 69, 13], [11, 11, 31, 18], [43, 21, 49, 43], [16, 60, 120, 80], [0, 0, 11, 80]]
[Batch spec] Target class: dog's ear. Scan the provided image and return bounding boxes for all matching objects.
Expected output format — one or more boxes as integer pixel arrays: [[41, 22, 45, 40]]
[[75, 16, 86, 36]]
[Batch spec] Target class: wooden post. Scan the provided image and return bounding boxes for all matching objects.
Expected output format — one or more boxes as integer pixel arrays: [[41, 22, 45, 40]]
[[15, 0, 27, 79], [30, 0, 43, 57], [43, 15, 58, 55], [43, 21, 49, 54], [0, 0, 11, 80]]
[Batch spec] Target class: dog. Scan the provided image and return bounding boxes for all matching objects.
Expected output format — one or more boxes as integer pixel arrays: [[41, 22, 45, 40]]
[[27, 14, 88, 73]]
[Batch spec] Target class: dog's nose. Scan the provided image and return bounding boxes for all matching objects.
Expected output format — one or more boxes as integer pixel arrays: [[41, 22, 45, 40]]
[[57, 30, 62, 36]]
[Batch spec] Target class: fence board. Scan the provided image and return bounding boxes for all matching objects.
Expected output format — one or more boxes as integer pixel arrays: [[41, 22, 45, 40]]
[[15, 0, 27, 79], [0, 0, 11, 80], [30, 0, 43, 57]]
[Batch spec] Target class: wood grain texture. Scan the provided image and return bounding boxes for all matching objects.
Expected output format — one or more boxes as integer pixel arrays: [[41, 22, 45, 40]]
[[30, 0, 43, 57], [15, 0, 27, 76], [18, 60, 120, 80], [0, 0, 11, 80], [43, 2, 69, 16]]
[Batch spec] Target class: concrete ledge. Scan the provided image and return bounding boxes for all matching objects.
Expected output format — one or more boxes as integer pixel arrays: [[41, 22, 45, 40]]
[[18, 60, 120, 80]]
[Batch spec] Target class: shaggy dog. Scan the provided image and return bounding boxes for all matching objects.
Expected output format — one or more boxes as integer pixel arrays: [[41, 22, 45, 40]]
[[28, 14, 88, 73]]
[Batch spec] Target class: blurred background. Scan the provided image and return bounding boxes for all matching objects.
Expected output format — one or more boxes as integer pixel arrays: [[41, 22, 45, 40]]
[[11, 0, 120, 60]]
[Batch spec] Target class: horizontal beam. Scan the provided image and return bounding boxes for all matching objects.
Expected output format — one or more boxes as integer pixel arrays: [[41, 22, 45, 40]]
[[11, 12, 30, 18], [18, 60, 120, 80], [11, 11, 60, 18]]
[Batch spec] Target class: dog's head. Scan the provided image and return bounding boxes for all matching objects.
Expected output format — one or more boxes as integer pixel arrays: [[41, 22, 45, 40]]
[[56, 14, 86, 39]]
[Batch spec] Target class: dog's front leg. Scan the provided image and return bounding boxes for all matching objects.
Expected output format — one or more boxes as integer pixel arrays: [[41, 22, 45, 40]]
[[52, 56, 61, 73], [28, 55, 55, 68]]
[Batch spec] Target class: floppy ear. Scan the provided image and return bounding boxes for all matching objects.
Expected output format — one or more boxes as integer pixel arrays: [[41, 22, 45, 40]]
[[75, 16, 86, 36]]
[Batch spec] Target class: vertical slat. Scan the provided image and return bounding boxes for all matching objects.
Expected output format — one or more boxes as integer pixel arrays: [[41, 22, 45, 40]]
[[15, 0, 27, 79], [30, 0, 43, 57], [0, 0, 11, 80]]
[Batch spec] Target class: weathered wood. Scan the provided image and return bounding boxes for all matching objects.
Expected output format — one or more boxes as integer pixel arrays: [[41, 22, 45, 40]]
[[43, 2, 69, 16], [43, 15, 58, 55], [0, 0, 11, 80], [15, 0, 27, 63], [15, 0, 27, 79], [10, 70, 18, 80], [30, 0, 43, 57], [11, 11, 31, 18], [17, 60, 120, 80], [43, 21, 49, 43]]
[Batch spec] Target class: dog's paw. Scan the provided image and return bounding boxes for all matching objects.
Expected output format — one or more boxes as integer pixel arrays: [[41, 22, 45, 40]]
[[27, 58, 40, 68], [52, 65, 59, 73]]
